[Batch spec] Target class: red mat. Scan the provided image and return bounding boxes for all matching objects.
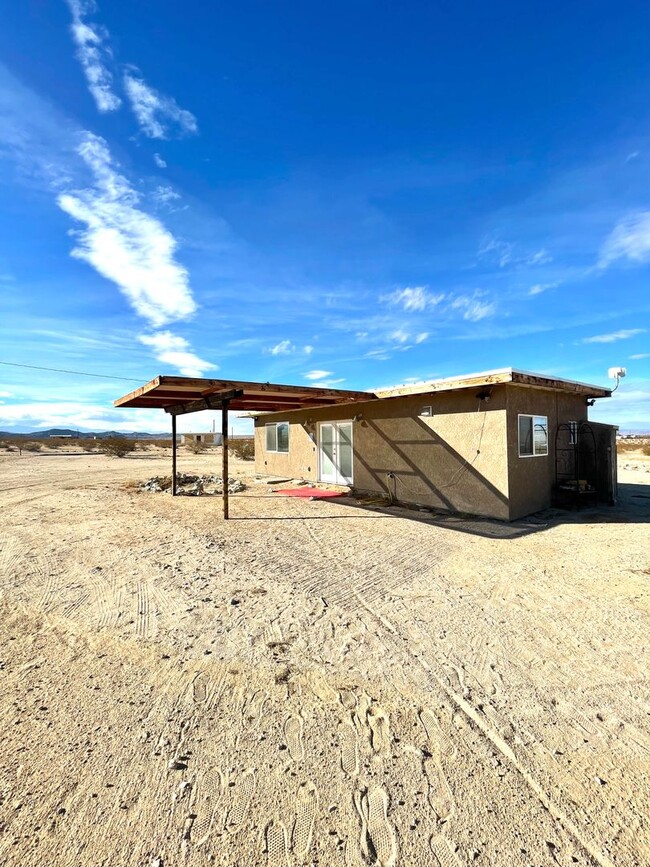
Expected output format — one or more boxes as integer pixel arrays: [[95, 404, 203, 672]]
[[275, 488, 345, 499]]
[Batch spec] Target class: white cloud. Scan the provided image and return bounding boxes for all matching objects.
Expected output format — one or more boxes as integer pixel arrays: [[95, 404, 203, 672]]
[[65, 0, 121, 112], [0, 390, 13, 398], [57, 132, 196, 327], [479, 237, 552, 268], [139, 331, 217, 376], [152, 184, 181, 206], [478, 238, 513, 267], [384, 286, 444, 311], [390, 329, 409, 343], [599, 211, 650, 267], [415, 332, 428, 344], [528, 282, 557, 296], [527, 248, 552, 265], [450, 292, 496, 321], [123, 69, 198, 139], [266, 340, 294, 355], [365, 349, 391, 361], [629, 353, 650, 359], [303, 345, 314, 355], [314, 378, 345, 387], [304, 370, 332, 380], [582, 329, 646, 344], [153, 153, 167, 168]]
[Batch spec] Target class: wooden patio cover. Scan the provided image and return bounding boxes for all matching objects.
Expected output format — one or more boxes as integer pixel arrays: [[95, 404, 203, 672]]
[[115, 376, 374, 518]]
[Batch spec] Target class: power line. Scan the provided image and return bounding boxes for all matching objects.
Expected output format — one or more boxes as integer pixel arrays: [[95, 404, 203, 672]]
[[0, 361, 142, 383]]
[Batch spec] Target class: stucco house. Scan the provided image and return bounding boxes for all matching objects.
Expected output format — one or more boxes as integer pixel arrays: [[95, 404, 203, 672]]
[[254, 368, 616, 521]]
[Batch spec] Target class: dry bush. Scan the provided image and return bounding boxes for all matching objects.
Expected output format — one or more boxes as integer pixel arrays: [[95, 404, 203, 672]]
[[79, 439, 96, 452], [97, 436, 135, 458], [22, 441, 43, 452], [185, 439, 208, 454], [229, 437, 255, 460], [155, 439, 172, 449]]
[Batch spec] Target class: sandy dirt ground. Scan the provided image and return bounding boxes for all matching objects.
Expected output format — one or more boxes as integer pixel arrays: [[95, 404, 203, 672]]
[[0, 446, 648, 867]]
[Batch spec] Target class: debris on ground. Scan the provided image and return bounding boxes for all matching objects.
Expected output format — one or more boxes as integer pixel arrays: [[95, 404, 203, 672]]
[[139, 474, 246, 495]]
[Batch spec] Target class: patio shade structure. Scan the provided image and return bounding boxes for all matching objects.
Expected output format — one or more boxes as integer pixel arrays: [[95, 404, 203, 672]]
[[115, 375, 374, 519]]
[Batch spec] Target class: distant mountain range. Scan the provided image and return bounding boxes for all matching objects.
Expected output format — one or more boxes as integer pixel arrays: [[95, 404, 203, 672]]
[[0, 428, 170, 440]]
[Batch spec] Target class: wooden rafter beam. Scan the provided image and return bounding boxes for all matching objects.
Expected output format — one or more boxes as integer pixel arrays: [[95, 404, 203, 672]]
[[164, 389, 244, 417]]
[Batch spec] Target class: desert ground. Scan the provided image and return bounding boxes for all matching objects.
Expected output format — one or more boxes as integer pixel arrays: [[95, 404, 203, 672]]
[[0, 444, 648, 867]]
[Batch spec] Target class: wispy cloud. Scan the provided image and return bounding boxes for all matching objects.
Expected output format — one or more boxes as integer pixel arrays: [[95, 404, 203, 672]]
[[450, 291, 496, 321], [151, 184, 182, 208], [528, 282, 558, 296], [304, 370, 332, 380], [390, 329, 409, 343], [479, 237, 552, 268], [138, 331, 216, 376], [629, 353, 650, 359], [153, 153, 167, 169], [303, 345, 314, 355], [384, 286, 444, 311], [57, 132, 196, 327], [415, 332, 428, 343], [266, 340, 294, 355], [582, 328, 645, 344], [65, 0, 121, 112], [123, 69, 198, 139], [599, 211, 650, 267]]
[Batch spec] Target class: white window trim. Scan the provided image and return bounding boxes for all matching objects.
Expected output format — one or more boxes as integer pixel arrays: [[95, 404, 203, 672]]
[[265, 422, 289, 453], [518, 413, 548, 458], [419, 405, 433, 417]]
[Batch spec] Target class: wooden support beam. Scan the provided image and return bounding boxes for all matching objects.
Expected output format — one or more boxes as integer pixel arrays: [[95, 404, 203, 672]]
[[171, 414, 177, 496], [164, 389, 244, 417], [222, 401, 229, 520]]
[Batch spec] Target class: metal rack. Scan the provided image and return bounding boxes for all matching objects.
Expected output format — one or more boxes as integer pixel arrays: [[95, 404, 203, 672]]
[[554, 421, 599, 509]]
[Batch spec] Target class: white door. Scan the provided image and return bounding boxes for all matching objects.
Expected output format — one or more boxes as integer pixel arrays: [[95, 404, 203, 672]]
[[319, 422, 353, 485]]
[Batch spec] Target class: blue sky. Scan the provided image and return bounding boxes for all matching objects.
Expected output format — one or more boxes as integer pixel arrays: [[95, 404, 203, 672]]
[[0, 0, 649, 433]]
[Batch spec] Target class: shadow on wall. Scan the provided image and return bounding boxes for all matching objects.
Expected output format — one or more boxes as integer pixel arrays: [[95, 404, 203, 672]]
[[351, 415, 508, 518]]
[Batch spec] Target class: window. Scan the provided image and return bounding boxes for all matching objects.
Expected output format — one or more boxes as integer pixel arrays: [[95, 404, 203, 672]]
[[419, 406, 433, 417], [265, 422, 289, 453], [518, 414, 548, 457]]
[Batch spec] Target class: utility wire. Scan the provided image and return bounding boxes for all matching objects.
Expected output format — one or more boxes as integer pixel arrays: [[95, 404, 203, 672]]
[[0, 361, 142, 383]]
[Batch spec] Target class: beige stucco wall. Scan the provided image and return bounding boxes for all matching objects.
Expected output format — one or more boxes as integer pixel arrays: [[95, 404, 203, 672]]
[[255, 386, 510, 520], [505, 387, 588, 520]]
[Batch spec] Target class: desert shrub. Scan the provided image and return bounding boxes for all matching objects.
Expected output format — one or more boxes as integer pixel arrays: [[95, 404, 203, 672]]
[[22, 441, 43, 452], [79, 439, 96, 452], [229, 438, 255, 460], [185, 439, 208, 454], [97, 436, 135, 458], [643, 445, 650, 456], [155, 439, 172, 449]]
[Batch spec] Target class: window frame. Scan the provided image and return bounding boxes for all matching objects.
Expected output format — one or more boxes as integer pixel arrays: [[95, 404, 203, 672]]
[[518, 414, 548, 458], [265, 421, 290, 454]]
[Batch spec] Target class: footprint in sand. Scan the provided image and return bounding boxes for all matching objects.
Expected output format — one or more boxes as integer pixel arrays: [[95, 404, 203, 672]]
[[430, 833, 463, 867], [423, 757, 455, 821], [338, 720, 359, 776], [292, 780, 318, 862], [191, 768, 225, 848], [368, 705, 390, 755], [266, 820, 290, 867], [226, 768, 256, 834], [284, 714, 305, 762], [419, 708, 456, 760], [354, 786, 397, 867]]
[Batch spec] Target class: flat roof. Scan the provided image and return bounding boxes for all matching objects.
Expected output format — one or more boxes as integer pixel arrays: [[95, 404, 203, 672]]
[[375, 368, 612, 399], [114, 375, 375, 414]]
